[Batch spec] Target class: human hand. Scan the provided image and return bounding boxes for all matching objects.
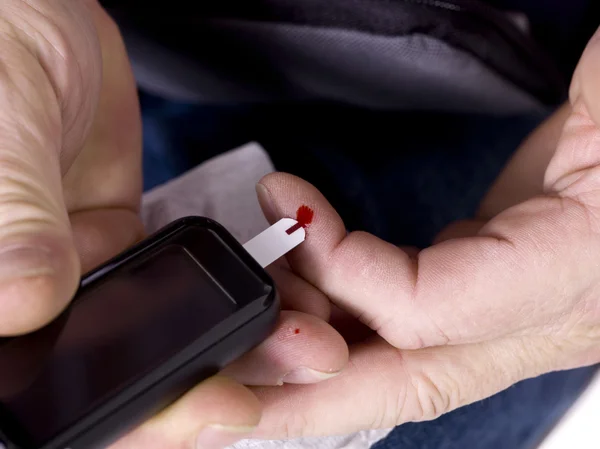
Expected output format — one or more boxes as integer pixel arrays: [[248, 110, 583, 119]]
[[0, 2, 348, 447], [0, 0, 143, 333], [248, 28, 600, 438]]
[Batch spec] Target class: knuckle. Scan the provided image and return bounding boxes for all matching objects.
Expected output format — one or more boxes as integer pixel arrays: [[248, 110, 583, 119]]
[[279, 410, 315, 440], [362, 348, 457, 428], [365, 349, 415, 428], [370, 382, 410, 429], [406, 370, 458, 422]]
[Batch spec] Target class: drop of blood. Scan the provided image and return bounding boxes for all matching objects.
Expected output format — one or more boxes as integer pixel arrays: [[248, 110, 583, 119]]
[[296, 205, 314, 228], [286, 205, 315, 235]]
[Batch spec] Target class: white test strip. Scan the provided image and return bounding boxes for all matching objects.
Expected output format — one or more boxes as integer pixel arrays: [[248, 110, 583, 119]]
[[243, 218, 306, 268]]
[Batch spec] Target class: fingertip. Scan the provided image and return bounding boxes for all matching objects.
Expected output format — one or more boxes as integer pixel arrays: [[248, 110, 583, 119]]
[[258, 172, 341, 227], [274, 311, 349, 376], [255, 182, 277, 224], [257, 172, 297, 193], [222, 311, 349, 386], [111, 377, 262, 449], [0, 233, 80, 335], [257, 172, 347, 279]]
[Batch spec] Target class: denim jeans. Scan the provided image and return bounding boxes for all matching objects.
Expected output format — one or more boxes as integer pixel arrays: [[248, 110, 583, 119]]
[[140, 90, 598, 448]]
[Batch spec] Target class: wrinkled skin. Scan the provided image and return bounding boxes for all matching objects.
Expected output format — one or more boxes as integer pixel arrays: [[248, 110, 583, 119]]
[[0, 2, 347, 448], [1, 0, 599, 446]]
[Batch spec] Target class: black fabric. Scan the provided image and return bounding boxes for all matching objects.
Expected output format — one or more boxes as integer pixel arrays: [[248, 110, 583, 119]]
[[103, 0, 567, 106], [485, 0, 598, 78]]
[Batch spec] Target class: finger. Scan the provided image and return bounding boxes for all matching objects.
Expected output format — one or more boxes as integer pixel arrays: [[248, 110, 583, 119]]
[[71, 208, 144, 273], [110, 376, 261, 449], [222, 311, 348, 386], [257, 173, 596, 348], [269, 254, 371, 342], [257, 173, 453, 348], [267, 262, 331, 320], [1, 0, 103, 164], [0, 25, 84, 335], [63, 1, 142, 214], [251, 334, 580, 439]]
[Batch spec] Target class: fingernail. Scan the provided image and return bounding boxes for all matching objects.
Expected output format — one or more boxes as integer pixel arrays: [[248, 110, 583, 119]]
[[255, 183, 277, 222], [0, 246, 54, 281], [281, 367, 341, 385], [196, 424, 255, 449]]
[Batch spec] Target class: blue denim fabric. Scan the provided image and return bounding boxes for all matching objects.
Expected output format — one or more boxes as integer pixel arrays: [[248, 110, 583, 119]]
[[373, 367, 597, 449], [140, 90, 599, 448]]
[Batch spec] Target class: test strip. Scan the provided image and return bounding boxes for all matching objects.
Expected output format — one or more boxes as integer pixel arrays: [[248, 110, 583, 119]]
[[243, 218, 305, 268]]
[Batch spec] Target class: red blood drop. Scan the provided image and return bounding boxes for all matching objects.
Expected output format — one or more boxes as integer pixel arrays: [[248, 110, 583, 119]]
[[286, 205, 315, 235], [296, 205, 314, 228], [294, 328, 301, 334]]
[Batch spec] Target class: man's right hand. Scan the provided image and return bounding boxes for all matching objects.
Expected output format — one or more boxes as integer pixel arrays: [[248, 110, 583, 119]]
[[0, 2, 349, 448]]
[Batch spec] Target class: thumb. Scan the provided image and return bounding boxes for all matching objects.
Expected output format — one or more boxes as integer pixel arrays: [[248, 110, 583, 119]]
[[253, 335, 565, 438], [0, 32, 80, 335]]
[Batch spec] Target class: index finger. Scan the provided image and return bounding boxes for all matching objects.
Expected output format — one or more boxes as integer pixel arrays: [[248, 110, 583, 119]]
[[109, 376, 261, 449], [256, 173, 596, 349]]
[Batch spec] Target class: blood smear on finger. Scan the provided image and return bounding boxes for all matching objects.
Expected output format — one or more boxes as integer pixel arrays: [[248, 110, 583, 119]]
[[286, 205, 314, 235]]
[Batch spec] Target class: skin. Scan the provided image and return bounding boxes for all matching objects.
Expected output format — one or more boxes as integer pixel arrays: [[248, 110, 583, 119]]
[[0, 1, 347, 448], [1, 0, 599, 446], [248, 27, 600, 439]]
